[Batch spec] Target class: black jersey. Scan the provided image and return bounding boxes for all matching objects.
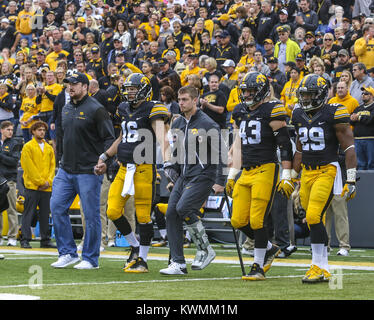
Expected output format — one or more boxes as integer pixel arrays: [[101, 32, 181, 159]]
[[291, 103, 350, 167], [117, 100, 169, 165], [232, 100, 287, 168]]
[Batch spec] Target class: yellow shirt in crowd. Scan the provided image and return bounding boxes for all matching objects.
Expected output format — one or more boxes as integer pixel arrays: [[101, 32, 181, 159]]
[[39, 83, 63, 112], [20, 95, 40, 129]]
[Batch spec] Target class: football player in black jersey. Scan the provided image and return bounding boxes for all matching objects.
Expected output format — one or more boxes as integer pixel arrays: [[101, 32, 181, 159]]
[[95, 73, 170, 273], [226, 72, 295, 280], [291, 74, 357, 283]]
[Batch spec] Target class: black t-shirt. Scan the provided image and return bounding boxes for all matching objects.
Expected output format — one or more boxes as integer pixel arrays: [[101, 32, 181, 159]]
[[200, 89, 227, 129], [0, 25, 18, 50]]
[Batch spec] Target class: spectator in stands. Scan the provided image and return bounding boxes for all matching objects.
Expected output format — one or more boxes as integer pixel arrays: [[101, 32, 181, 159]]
[[354, 24, 374, 70], [20, 84, 40, 143], [255, 0, 279, 48], [0, 121, 21, 247], [274, 25, 301, 73], [250, 50, 270, 76], [330, 81, 359, 114], [15, 0, 34, 46], [199, 73, 227, 130], [295, 0, 318, 33], [280, 65, 302, 117], [350, 86, 374, 170], [295, 53, 310, 78], [331, 49, 353, 84], [160, 85, 180, 116], [350, 63, 374, 104], [268, 57, 287, 99], [20, 120, 55, 249], [270, 9, 293, 44], [214, 30, 239, 72]]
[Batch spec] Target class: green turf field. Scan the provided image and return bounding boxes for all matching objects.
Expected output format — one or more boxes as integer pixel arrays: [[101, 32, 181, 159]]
[[1, 242, 374, 300]]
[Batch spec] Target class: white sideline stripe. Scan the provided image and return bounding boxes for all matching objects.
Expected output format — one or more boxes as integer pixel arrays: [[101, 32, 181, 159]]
[[0, 293, 40, 300], [0, 273, 372, 290], [2, 249, 374, 271]]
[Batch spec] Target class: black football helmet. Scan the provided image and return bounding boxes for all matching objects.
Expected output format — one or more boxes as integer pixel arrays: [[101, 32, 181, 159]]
[[238, 72, 270, 108], [297, 74, 328, 112], [122, 73, 153, 106]]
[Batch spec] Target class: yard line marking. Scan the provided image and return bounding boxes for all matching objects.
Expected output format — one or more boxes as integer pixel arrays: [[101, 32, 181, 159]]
[[0, 273, 373, 290]]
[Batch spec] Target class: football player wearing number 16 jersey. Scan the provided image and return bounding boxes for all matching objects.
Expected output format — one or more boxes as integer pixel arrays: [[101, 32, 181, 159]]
[[226, 72, 295, 280], [95, 73, 170, 273], [291, 74, 357, 283]]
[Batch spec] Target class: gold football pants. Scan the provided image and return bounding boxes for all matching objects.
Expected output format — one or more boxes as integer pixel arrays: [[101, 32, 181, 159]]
[[231, 163, 279, 230], [107, 163, 155, 224], [299, 164, 336, 226]]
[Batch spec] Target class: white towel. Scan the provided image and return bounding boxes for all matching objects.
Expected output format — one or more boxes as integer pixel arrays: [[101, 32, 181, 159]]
[[330, 161, 343, 195], [121, 164, 136, 197]]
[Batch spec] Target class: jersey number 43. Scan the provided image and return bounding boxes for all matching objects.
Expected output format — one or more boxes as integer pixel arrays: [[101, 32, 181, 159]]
[[239, 120, 261, 144]]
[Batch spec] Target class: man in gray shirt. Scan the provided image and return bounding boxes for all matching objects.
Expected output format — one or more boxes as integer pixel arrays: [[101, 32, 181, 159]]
[[350, 63, 374, 105]]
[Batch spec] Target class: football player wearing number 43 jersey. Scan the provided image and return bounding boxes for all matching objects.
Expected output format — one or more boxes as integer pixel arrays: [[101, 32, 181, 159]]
[[95, 73, 171, 273], [227, 72, 295, 281], [291, 74, 357, 283]]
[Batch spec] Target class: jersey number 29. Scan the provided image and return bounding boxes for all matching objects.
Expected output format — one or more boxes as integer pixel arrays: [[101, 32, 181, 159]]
[[298, 127, 325, 151]]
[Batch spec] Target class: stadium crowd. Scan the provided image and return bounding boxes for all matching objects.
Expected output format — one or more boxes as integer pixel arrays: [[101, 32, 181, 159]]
[[0, 0, 373, 270]]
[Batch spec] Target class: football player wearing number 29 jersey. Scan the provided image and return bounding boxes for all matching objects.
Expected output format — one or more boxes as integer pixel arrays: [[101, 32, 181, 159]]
[[292, 74, 357, 283], [227, 72, 295, 280]]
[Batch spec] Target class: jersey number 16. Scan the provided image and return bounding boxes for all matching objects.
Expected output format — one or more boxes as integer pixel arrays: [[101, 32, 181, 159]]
[[121, 121, 138, 143]]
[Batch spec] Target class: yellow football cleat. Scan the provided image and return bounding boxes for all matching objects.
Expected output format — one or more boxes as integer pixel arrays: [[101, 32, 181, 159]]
[[242, 263, 266, 281], [124, 257, 149, 273], [302, 265, 324, 283], [322, 269, 332, 282]]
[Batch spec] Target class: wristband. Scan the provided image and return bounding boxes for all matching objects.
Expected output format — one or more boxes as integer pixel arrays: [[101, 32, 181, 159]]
[[99, 152, 109, 162], [281, 169, 291, 180], [346, 168, 356, 183], [291, 169, 299, 179], [228, 167, 240, 180]]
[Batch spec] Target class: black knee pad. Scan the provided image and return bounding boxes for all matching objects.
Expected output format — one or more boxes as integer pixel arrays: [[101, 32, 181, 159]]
[[254, 227, 268, 249], [112, 215, 132, 236], [239, 223, 254, 239], [139, 222, 154, 246], [309, 222, 327, 244]]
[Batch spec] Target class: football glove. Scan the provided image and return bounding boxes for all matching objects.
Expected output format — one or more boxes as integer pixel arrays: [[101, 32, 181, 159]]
[[163, 161, 179, 184], [277, 169, 295, 199], [225, 179, 235, 197], [341, 168, 357, 201], [225, 168, 240, 197], [341, 183, 356, 200]]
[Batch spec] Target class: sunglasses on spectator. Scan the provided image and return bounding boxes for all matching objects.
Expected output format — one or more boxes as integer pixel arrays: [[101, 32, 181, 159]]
[[362, 92, 371, 95], [324, 38, 333, 41]]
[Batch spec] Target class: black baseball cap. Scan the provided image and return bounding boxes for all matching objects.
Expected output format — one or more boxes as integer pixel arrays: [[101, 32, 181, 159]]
[[296, 53, 305, 60], [158, 58, 168, 66], [268, 56, 278, 63], [63, 72, 89, 85]]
